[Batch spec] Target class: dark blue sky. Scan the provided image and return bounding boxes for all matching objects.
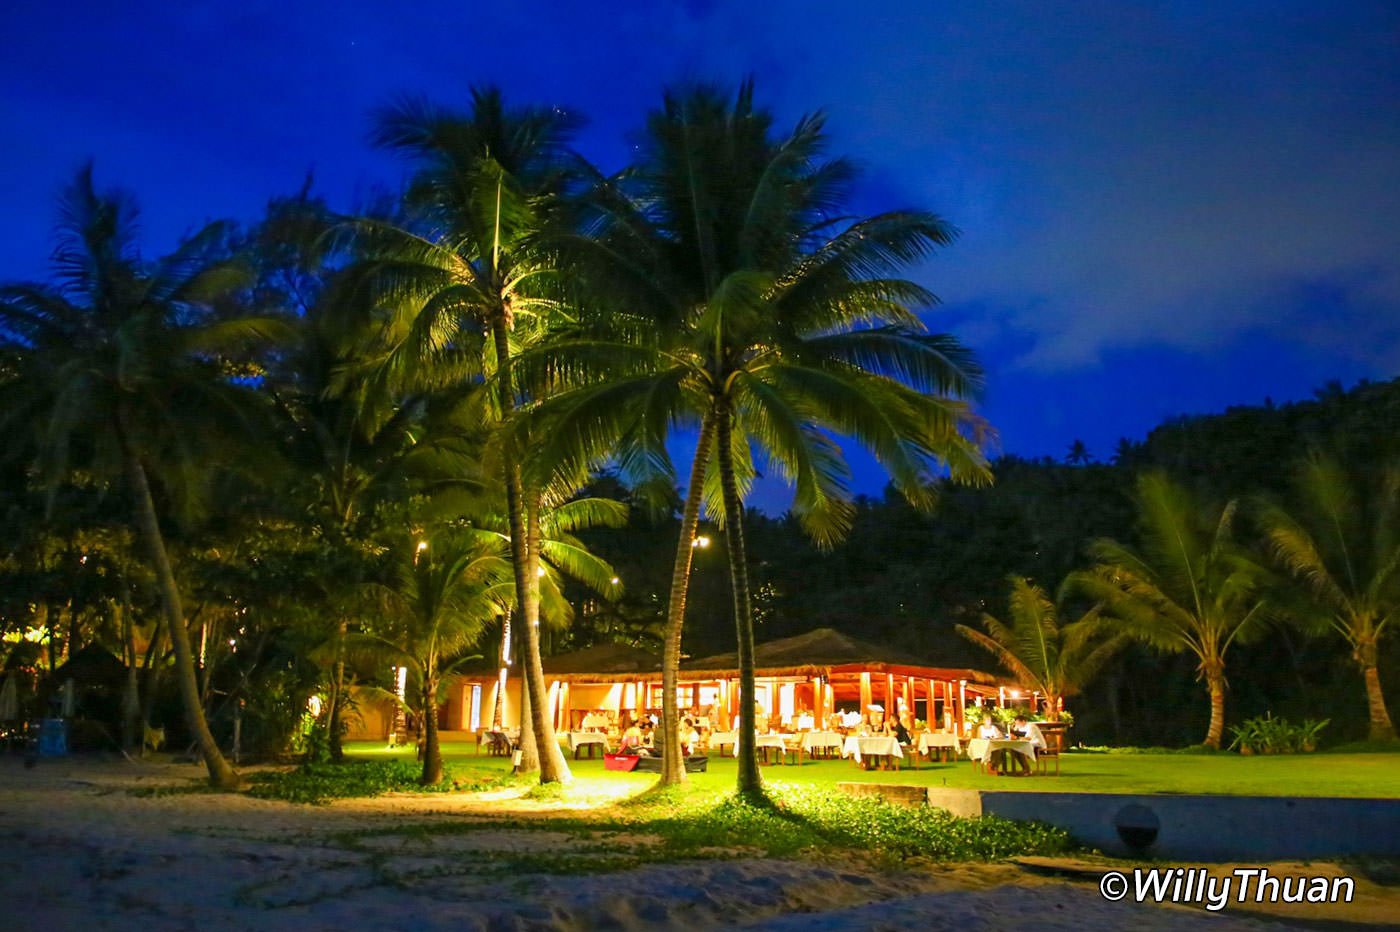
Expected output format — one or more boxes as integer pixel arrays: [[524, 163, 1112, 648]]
[[4, 2, 1398, 507]]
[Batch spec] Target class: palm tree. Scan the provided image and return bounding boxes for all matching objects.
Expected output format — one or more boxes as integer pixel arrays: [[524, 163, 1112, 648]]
[[0, 166, 287, 787], [1072, 472, 1270, 748], [530, 82, 991, 793], [1065, 439, 1092, 465], [337, 88, 581, 782], [1257, 453, 1398, 741], [262, 218, 489, 758], [352, 530, 510, 784], [956, 576, 1129, 721]]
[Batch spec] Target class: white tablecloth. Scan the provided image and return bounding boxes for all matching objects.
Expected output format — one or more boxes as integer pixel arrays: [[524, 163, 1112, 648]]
[[917, 732, 962, 755], [967, 738, 1037, 763], [708, 730, 738, 750], [755, 733, 794, 750], [800, 731, 844, 753], [841, 735, 904, 764], [562, 731, 607, 752]]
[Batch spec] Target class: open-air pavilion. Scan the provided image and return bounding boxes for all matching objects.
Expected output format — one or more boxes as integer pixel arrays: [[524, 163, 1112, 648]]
[[349, 628, 1015, 744]]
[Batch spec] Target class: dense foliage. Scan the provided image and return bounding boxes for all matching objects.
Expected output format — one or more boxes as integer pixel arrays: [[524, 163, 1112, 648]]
[[1, 78, 1395, 783]]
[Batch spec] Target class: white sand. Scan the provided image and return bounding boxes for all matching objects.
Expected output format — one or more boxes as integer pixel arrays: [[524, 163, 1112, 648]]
[[0, 756, 1382, 930]]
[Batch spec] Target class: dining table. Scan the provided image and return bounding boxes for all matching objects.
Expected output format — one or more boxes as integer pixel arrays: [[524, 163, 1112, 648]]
[[798, 730, 844, 761], [561, 731, 608, 758], [752, 732, 796, 764], [707, 730, 738, 753], [916, 731, 963, 762], [840, 734, 904, 769], [966, 737, 1037, 774]]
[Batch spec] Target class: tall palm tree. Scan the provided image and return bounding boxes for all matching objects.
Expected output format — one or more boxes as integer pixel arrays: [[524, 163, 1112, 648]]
[[352, 530, 510, 784], [0, 166, 287, 787], [1073, 472, 1270, 748], [1257, 453, 1398, 741], [530, 82, 991, 793], [338, 88, 582, 782], [957, 576, 1129, 721]]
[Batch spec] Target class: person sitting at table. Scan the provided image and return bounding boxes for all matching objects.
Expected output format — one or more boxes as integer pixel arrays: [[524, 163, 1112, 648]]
[[679, 717, 700, 756], [977, 716, 1004, 739], [890, 714, 912, 745], [619, 717, 643, 752]]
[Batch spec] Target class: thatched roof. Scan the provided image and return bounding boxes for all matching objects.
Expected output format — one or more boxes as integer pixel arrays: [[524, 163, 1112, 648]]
[[454, 642, 660, 682], [682, 627, 998, 684], [53, 645, 127, 685], [543, 643, 660, 676]]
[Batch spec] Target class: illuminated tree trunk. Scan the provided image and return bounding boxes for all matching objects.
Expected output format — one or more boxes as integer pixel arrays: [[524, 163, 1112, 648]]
[[1357, 639, 1396, 742], [420, 674, 443, 785], [491, 314, 569, 784], [1204, 664, 1226, 750], [716, 407, 762, 798], [660, 412, 717, 787], [325, 619, 347, 761]]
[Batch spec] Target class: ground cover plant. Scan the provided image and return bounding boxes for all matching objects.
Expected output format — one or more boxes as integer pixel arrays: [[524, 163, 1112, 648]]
[[246, 758, 524, 805]]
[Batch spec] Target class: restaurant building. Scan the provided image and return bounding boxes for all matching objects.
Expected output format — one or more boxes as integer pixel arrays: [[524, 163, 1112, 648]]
[[347, 627, 1011, 741]]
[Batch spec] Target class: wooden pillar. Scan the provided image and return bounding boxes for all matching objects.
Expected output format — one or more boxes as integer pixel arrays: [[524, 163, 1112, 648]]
[[859, 672, 872, 716], [998, 685, 1006, 708], [903, 677, 913, 722], [957, 680, 967, 734], [885, 673, 895, 721], [813, 675, 823, 723]]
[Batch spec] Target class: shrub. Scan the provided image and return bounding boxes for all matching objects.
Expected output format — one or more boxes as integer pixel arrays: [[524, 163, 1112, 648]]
[[1227, 713, 1329, 754]]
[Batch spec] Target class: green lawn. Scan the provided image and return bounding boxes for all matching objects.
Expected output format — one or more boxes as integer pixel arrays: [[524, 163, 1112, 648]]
[[343, 740, 1400, 799]]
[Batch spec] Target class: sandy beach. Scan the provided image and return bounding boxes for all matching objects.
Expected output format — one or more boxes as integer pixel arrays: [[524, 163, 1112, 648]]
[[0, 756, 1393, 930]]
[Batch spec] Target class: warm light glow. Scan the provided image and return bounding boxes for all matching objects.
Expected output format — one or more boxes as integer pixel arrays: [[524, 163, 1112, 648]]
[[307, 695, 323, 717], [536, 565, 546, 578], [610, 576, 620, 585], [416, 540, 429, 552], [692, 535, 711, 549]]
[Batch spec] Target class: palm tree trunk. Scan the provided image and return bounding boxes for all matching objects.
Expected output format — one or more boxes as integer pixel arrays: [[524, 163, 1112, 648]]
[[325, 619, 347, 761], [421, 675, 443, 784], [1357, 639, 1396, 741], [517, 667, 539, 772], [118, 585, 140, 751], [489, 312, 569, 784], [659, 412, 717, 787], [522, 494, 571, 782], [123, 446, 241, 788], [1204, 665, 1226, 750], [716, 407, 762, 798], [492, 610, 511, 730]]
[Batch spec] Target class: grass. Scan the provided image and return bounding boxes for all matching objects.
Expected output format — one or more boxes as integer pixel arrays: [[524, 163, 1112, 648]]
[[341, 739, 1400, 799], [246, 758, 523, 805]]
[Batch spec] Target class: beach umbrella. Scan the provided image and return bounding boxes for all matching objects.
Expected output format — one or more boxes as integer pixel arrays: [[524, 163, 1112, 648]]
[[0, 674, 17, 721]]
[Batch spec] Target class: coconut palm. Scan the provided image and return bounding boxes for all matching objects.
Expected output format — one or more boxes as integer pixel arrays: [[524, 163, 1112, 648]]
[[352, 530, 510, 784], [335, 88, 582, 782], [0, 166, 288, 787], [1073, 473, 1271, 748], [1257, 453, 1398, 741], [528, 82, 991, 793], [957, 576, 1129, 721]]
